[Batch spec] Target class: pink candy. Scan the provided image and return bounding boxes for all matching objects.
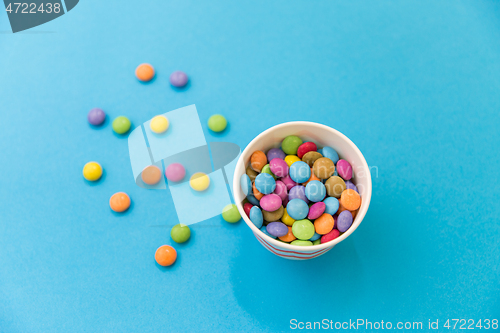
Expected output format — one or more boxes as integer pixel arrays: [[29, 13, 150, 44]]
[[260, 194, 282, 211], [336, 159, 352, 180], [308, 202, 326, 220], [281, 174, 297, 191], [273, 180, 288, 201], [269, 158, 289, 178], [165, 163, 186, 182]]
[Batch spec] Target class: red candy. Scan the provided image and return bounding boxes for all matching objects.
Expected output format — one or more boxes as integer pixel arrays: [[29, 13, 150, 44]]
[[321, 228, 340, 243], [243, 203, 253, 217], [297, 142, 317, 159]]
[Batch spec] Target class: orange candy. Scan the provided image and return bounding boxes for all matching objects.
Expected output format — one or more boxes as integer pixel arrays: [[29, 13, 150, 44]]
[[109, 192, 131, 212], [302, 168, 320, 186], [141, 165, 162, 185], [252, 182, 264, 200], [135, 63, 155, 82], [155, 245, 177, 266], [279, 226, 296, 242], [250, 150, 267, 172], [340, 189, 361, 211], [337, 201, 358, 219], [314, 213, 335, 235], [337, 201, 349, 214]]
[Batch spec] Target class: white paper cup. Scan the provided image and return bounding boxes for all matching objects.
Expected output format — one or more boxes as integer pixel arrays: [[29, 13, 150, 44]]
[[232, 122, 372, 260]]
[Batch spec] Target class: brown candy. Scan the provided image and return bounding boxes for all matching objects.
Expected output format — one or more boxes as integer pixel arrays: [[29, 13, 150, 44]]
[[325, 176, 346, 198], [302, 151, 323, 167], [312, 157, 335, 179], [262, 205, 284, 222], [246, 165, 258, 182]]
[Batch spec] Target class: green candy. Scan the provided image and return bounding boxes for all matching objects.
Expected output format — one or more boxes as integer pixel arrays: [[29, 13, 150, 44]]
[[222, 204, 241, 223], [170, 224, 191, 243], [313, 239, 321, 245], [208, 114, 227, 132], [291, 219, 315, 240], [112, 116, 131, 134], [291, 240, 313, 246], [261, 164, 276, 179], [281, 135, 303, 155]]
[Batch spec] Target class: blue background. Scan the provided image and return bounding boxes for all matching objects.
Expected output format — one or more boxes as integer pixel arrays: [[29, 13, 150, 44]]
[[1, 1, 499, 332]]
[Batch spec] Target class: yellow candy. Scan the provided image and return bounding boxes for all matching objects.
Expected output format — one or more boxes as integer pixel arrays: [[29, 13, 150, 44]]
[[83, 162, 102, 181], [281, 208, 296, 226], [190, 172, 210, 191], [284, 155, 301, 168], [150, 115, 169, 134]]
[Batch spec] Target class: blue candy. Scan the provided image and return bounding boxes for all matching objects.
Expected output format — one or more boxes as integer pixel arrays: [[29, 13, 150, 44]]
[[247, 194, 260, 206], [321, 146, 339, 164], [323, 197, 339, 215], [305, 180, 326, 202], [289, 161, 311, 183], [288, 185, 309, 203], [240, 174, 252, 196], [250, 206, 263, 228], [310, 232, 321, 241], [254, 173, 276, 194], [286, 198, 309, 220], [260, 225, 276, 238], [266, 222, 289, 237]]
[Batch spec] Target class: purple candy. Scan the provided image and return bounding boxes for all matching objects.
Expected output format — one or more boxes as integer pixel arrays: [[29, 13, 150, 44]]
[[260, 194, 282, 212], [333, 214, 338, 228], [308, 202, 326, 220], [345, 180, 358, 193], [87, 108, 106, 126], [288, 185, 309, 204], [267, 148, 286, 161], [170, 71, 188, 87], [273, 180, 288, 201], [266, 222, 289, 237], [269, 158, 289, 178], [337, 159, 352, 180], [281, 174, 297, 190], [337, 211, 353, 232]]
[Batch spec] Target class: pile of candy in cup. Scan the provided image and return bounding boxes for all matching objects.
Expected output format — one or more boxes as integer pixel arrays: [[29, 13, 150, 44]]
[[240, 135, 361, 246]]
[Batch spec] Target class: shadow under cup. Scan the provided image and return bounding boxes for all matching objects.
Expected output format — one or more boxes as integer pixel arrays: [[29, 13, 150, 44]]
[[232, 121, 372, 260]]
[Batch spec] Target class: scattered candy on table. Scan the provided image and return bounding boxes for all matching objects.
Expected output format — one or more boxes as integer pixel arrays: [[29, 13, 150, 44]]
[[169, 70, 188, 87], [83, 161, 103, 181], [135, 63, 155, 82], [109, 192, 131, 212], [189, 172, 210, 191], [222, 204, 241, 223], [240, 134, 359, 246], [87, 108, 106, 126], [150, 115, 169, 134], [141, 165, 162, 185], [112, 116, 131, 134], [208, 114, 227, 132], [155, 245, 177, 266], [171, 224, 191, 243]]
